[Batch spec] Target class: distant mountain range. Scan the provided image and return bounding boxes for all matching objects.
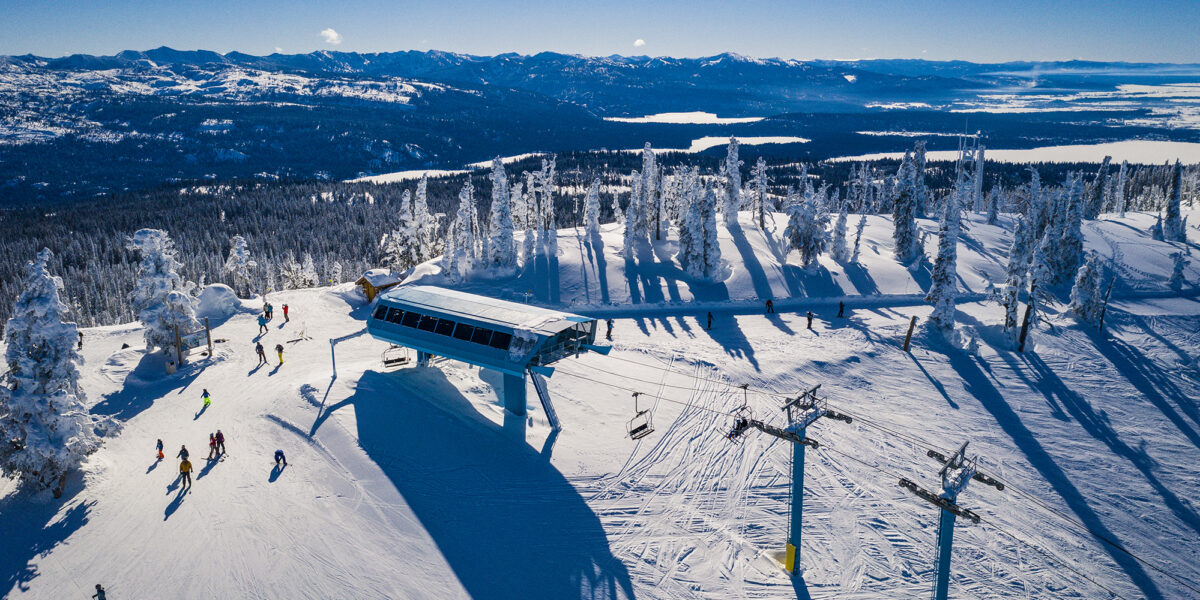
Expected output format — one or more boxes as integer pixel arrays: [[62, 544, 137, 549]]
[[3, 48, 1200, 202]]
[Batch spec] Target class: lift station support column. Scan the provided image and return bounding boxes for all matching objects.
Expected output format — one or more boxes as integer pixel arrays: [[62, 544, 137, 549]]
[[786, 427, 807, 574], [503, 372, 527, 416]]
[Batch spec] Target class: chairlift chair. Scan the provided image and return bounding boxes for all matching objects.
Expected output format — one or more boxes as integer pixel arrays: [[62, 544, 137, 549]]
[[628, 392, 654, 440], [727, 385, 753, 442], [381, 345, 411, 369]]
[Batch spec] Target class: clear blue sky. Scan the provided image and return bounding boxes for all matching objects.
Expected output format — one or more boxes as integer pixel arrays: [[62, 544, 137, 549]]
[[4, 0, 1199, 62]]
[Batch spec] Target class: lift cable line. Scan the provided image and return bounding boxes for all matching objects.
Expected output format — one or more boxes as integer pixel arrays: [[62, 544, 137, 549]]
[[557, 361, 1200, 595]]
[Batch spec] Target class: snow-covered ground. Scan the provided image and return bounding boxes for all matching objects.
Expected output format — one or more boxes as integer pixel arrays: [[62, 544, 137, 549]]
[[833, 140, 1200, 164], [2, 209, 1198, 599]]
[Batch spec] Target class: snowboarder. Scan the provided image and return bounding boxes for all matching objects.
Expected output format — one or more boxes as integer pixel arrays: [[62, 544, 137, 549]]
[[201, 388, 211, 408], [706, 312, 713, 330], [605, 319, 613, 341], [274, 449, 287, 467], [176, 445, 189, 461], [92, 584, 106, 600], [207, 434, 217, 460], [765, 299, 774, 314], [156, 439, 164, 460], [215, 430, 226, 455], [275, 343, 284, 365], [180, 458, 193, 487], [257, 314, 269, 334], [282, 304, 290, 322]]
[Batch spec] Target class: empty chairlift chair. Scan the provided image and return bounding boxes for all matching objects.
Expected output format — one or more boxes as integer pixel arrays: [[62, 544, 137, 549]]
[[628, 392, 654, 440], [381, 344, 411, 368]]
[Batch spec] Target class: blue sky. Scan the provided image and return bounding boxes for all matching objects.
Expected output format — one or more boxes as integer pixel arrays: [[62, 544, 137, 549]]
[[3, 0, 1199, 62]]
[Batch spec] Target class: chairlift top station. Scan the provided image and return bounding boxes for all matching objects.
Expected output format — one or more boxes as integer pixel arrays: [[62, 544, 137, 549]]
[[366, 284, 604, 417]]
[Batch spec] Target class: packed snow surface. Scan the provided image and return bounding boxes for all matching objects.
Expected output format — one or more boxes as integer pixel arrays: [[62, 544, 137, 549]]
[[2, 210, 1198, 599], [833, 140, 1200, 164]]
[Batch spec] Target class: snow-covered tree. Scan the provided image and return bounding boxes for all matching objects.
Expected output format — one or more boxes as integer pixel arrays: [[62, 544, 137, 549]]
[[443, 181, 478, 280], [1164, 160, 1186, 242], [721, 137, 742, 226], [300, 253, 319, 287], [892, 151, 922, 265], [678, 185, 723, 281], [381, 190, 419, 273], [830, 202, 850, 262], [1000, 214, 1037, 334], [622, 200, 640, 259], [1084, 156, 1112, 220], [972, 144, 986, 213], [330, 261, 343, 284], [913, 141, 928, 218], [985, 188, 1001, 225], [0, 249, 102, 495], [412, 176, 440, 263], [641, 143, 663, 239], [1169, 251, 1189, 291], [1115, 161, 1128, 217], [1028, 233, 1055, 327], [223, 235, 256, 297], [584, 179, 602, 235], [926, 178, 965, 332], [1054, 172, 1086, 283], [488, 158, 517, 271], [750, 156, 768, 228], [127, 229, 200, 354], [610, 190, 624, 227], [851, 213, 867, 263], [785, 188, 830, 270], [1069, 250, 1104, 323]]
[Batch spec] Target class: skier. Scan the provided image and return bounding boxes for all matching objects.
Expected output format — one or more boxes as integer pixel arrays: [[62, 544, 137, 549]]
[[78, 331, 83, 350], [257, 314, 268, 334], [180, 458, 193, 487], [282, 304, 290, 322], [605, 319, 613, 341], [156, 439, 164, 460], [275, 343, 284, 365], [274, 449, 287, 467], [92, 584, 106, 600], [706, 312, 713, 330], [838, 301, 845, 318], [215, 430, 226, 455], [255, 342, 267, 364], [207, 434, 217, 460], [806, 311, 814, 329], [176, 445, 189, 461], [201, 388, 211, 408], [265, 303, 274, 320], [765, 299, 774, 314]]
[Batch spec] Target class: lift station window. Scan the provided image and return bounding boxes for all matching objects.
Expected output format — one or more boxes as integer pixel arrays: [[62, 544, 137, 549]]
[[434, 318, 456, 336], [452, 323, 475, 341], [401, 311, 421, 328], [385, 308, 406, 324], [418, 315, 438, 332], [488, 331, 513, 350], [373, 305, 389, 320], [471, 327, 494, 345]]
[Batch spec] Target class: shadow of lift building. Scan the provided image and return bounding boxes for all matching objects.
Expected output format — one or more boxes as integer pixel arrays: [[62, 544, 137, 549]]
[[366, 285, 607, 424]]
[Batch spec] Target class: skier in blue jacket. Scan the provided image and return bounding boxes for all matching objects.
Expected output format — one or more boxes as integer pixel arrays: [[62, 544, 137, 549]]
[[257, 314, 269, 334], [274, 449, 287, 466]]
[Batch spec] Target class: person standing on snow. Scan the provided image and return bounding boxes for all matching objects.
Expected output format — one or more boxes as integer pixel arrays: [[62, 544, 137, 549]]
[[156, 439, 164, 460], [257, 313, 269, 334], [180, 458, 193, 487], [176, 445, 189, 461], [215, 430, 226, 455], [255, 342, 267, 364], [207, 434, 217, 460], [274, 449, 287, 467], [92, 583, 107, 600], [275, 343, 284, 365], [765, 299, 774, 314], [605, 319, 613, 341], [706, 312, 713, 330], [265, 303, 273, 320], [201, 388, 211, 408], [282, 304, 290, 322]]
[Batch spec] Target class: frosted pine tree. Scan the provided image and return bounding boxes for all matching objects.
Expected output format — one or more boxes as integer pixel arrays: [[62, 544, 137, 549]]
[[1164, 160, 1186, 242], [128, 229, 200, 354], [830, 202, 850, 263], [641, 143, 663, 239], [1169, 252, 1189, 291], [1028, 233, 1055, 327], [444, 181, 478, 280], [413, 175, 440, 263], [1069, 250, 1104, 323], [721, 137, 742, 226], [687, 187, 724, 281], [892, 151, 922, 265], [851, 213, 868, 263], [223, 235, 256, 297], [623, 201, 640, 259], [0, 249, 102, 496], [1056, 172, 1086, 283], [985, 188, 1001, 225], [488, 158, 517, 271], [1000, 214, 1036, 334], [610, 190, 624, 227], [926, 178, 965, 332], [913, 141, 929, 217], [300, 253, 319, 287], [584, 179, 601, 235], [750, 156, 768, 228], [784, 189, 830, 270], [381, 189, 420, 272], [1115, 161, 1128, 217]]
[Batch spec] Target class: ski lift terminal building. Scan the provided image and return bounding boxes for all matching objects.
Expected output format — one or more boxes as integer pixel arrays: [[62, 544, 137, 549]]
[[366, 285, 605, 418]]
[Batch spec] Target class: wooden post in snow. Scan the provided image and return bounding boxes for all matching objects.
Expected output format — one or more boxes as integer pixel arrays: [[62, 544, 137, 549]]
[[1097, 278, 1116, 335], [205, 318, 213, 357], [174, 324, 184, 366], [903, 316, 918, 352], [1017, 303, 1033, 353]]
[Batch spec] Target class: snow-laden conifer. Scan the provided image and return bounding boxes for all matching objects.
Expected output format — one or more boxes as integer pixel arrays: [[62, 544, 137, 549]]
[[1164, 160, 1186, 242], [721, 137, 742, 226], [1169, 251, 1189, 291], [381, 190, 419, 273], [128, 229, 200, 354], [443, 181, 478, 280], [1069, 250, 1104, 323], [0, 249, 102, 495], [488, 158, 517, 270], [927, 178, 965, 332], [584, 179, 601, 235], [1028, 233, 1055, 327], [1056, 172, 1086, 283], [750, 156, 768, 228], [851, 213, 867, 263], [913, 141, 928, 217], [223, 235, 256, 297], [1000, 214, 1036, 334], [785, 186, 830, 270], [892, 151, 922, 265], [412, 175, 440, 263], [830, 202, 850, 263], [1115, 161, 1128, 217]]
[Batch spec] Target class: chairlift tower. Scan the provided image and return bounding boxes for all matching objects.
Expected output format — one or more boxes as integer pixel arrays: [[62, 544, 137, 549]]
[[727, 384, 851, 575], [898, 441, 1003, 600]]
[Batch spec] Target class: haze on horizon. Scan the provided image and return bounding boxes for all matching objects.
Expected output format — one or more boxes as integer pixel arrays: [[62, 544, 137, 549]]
[[4, 0, 1200, 63]]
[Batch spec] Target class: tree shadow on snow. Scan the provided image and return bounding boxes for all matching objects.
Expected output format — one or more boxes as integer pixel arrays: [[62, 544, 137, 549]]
[[698, 313, 760, 372], [940, 346, 1166, 600], [727, 225, 776, 300], [349, 369, 637, 600], [586, 232, 611, 305], [91, 353, 205, 421], [0, 483, 92, 595]]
